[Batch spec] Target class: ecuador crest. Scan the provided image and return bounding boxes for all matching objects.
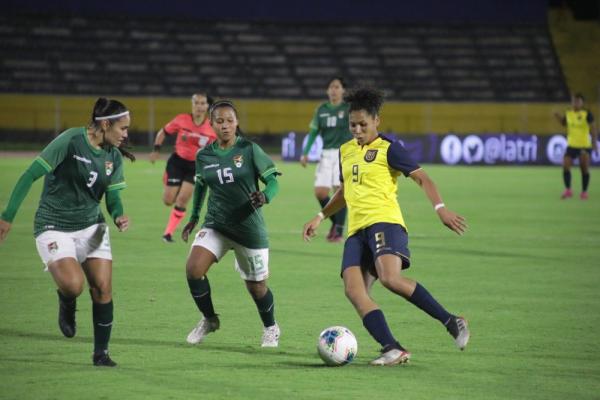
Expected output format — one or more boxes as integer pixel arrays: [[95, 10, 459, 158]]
[[364, 149, 378, 162]]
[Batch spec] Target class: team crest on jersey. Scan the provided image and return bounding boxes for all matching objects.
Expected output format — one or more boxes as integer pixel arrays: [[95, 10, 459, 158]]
[[233, 154, 244, 168], [105, 161, 114, 176], [198, 231, 207, 238], [364, 149, 378, 162], [338, 110, 344, 119], [48, 242, 58, 254]]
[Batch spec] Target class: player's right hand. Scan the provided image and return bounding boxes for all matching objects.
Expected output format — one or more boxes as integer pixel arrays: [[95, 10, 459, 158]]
[[182, 220, 198, 243], [437, 208, 467, 235], [0, 219, 11, 244], [149, 151, 159, 164], [300, 155, 308, 168], [302, 216, 322, 242]]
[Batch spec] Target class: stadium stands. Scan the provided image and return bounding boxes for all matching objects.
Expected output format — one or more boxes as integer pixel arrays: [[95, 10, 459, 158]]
[[0, 14, 569, 101]]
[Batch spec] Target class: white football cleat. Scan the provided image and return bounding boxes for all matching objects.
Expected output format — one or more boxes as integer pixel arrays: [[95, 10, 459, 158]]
[[370, 347, 411, 366], [446, 316, 470, 350], [186, 316, 220, 344], [261, 323, 280, 347]]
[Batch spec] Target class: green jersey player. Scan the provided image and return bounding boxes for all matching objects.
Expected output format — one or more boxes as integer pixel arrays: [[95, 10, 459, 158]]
[[181, 100, 281, 347], [0, 98, 134, 367], [300, 77, 351, 243]]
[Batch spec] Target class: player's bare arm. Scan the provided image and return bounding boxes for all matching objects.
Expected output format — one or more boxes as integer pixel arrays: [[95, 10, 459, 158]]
[[149, 128, 166, 163], [591, 122, 599, 153], [409, 169, 467, 235], [303, 183, 346, 241], [553, 111, 566, 126]]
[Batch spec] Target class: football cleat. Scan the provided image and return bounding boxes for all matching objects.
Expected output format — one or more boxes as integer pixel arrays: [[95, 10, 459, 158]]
[[446, 316, 470, 350], [580, 191, 589, 200], [162, 234, 175, 243], [186, 315, 220, 344], [57, 290, 76, 338], [326, 225, 344, 243], [261, 323, 280, 347], [93, 351, 117, 367], [560, 189, 573, 199], [370, 344, 411, 366]]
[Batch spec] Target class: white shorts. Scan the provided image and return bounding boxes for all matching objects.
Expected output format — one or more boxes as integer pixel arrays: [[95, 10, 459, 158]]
[[35, 223, 112, 268], [314, 148, 341, 188], [191, 228, 269, 281]]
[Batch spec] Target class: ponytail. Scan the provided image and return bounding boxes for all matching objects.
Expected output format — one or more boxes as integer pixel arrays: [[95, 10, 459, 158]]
[[90, 97, 135, 162]]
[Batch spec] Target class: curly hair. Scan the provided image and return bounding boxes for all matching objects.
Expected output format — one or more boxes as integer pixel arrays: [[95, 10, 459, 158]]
[[343, 87, 384, 117]]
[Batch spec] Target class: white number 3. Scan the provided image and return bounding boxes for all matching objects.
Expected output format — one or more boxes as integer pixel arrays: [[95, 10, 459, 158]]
[[86, 171, 98, 187]]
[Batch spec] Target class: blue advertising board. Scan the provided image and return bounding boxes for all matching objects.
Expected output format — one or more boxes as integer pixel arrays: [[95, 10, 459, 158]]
[[281, 132, 600, 166]]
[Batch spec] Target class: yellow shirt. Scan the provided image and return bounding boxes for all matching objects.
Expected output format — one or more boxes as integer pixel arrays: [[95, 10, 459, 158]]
[[565, 109, 593, 148], [340, 135, 420, 237]]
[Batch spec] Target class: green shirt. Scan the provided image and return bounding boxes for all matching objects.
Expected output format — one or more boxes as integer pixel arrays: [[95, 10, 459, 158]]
[[304, 102, 352, 153], [195, 137, 277, 248], [33, 127, 126, 236]]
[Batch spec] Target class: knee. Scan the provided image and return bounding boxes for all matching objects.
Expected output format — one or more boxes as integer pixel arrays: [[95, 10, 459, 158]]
[[61, 282, 84, 298], [380, 274, 411, 297], [174, 199, 188, 209], [163, 197, 175, 206], [186, 260, 204, 280], [379, 273, 400, 291], [247, 281, 267, 299], [89, 283, 112, 303], [59, 275, 85, 298]]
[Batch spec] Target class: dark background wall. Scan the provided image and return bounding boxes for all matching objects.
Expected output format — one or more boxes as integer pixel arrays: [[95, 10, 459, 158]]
[[6, 0, 548, 23]]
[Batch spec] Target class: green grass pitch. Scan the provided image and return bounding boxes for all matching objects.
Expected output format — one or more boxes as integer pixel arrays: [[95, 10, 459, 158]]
[[1, 155, 599, 399]]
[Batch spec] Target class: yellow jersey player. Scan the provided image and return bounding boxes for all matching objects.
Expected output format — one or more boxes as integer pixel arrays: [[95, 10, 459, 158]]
[[554, 93, 598, 200], [303, 87, 469, 366]]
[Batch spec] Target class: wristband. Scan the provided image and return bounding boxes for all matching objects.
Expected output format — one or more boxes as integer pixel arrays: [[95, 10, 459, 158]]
[[434, 203, 445, 211], [317, 211, 325, 220], [153, 144, 161, 152]]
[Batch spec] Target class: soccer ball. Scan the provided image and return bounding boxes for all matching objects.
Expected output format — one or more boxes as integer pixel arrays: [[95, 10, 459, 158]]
[[317, 326, 358, 366]]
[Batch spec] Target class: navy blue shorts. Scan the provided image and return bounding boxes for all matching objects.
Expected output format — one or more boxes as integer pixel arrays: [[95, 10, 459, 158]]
[[565, 146, 592, 160], [341, 223, 411, 278]]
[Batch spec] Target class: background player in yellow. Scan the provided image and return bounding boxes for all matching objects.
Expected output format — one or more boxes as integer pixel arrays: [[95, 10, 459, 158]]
[[554, 93, 598, 200], [303, 87, 469, 366]]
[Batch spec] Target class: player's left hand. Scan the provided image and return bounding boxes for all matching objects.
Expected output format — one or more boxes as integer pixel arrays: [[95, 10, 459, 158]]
[[0, 219, 12, 244], [115, 215, 130, 232], [250, 191, 267, 208], [437, 208, 467, 235]]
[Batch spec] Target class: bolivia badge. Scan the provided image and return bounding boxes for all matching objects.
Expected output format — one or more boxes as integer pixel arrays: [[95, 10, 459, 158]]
[[233, 154, 243, 168], [48, 242, 58, 254]]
